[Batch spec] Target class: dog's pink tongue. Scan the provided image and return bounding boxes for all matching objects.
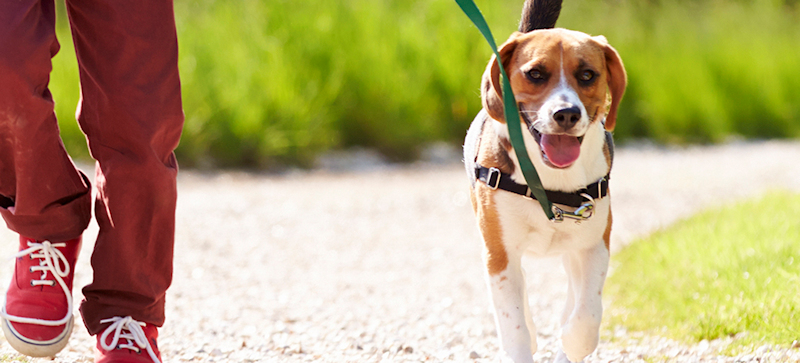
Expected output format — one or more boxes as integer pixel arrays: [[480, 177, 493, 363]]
[[541, 134, 581, 168]]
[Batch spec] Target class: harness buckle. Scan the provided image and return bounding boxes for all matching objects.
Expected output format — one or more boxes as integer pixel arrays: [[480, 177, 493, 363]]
[[598, 176, 606, 198], [486, 167, 501, 190], [552, 193, 595, 223]]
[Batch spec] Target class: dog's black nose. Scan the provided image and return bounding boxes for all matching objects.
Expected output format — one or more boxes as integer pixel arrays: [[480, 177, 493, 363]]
[[553, 107, 582, 129]]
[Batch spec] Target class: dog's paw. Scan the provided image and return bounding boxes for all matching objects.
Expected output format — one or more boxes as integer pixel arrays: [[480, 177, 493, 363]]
[[498, 353, 533, 363], [554, 350, 583, 363], [530, 338, 538, 357], [559, 315, 600, 361], [498, 350, 534, 363]]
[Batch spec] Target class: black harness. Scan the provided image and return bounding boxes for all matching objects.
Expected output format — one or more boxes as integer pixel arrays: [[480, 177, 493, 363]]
[[474, 164, 609, 208]]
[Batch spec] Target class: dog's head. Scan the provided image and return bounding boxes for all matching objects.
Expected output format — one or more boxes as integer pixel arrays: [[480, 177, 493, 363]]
[[481, 29, 626, 169]]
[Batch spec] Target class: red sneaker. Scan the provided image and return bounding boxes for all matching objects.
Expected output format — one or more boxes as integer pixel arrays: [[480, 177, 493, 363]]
[[96, 316, 161, 363], [1, 235, 81, 357]]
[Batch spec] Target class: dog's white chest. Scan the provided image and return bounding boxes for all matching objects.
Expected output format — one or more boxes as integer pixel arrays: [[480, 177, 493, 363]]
[[493, 192, 611, 256]]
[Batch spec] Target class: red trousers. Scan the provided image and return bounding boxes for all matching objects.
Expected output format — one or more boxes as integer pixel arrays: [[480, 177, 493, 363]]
[[0, 0, 183, 335]]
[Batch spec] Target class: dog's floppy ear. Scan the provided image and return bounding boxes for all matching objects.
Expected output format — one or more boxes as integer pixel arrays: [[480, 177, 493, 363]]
[[481, 33, 521, 123], [597, 37, 627, 131]]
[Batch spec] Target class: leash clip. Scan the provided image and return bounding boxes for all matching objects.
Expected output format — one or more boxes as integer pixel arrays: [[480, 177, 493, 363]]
[[552, 193, 595, 223]]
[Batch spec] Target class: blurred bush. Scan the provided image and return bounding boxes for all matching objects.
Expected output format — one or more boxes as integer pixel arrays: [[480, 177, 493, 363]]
[[49, 0, 800, 168], [558, 0, 800, 144]]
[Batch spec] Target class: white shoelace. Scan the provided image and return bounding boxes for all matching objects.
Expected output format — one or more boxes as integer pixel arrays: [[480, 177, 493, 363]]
[[99, 316, 161, 363], [0, 241, 73, 326]]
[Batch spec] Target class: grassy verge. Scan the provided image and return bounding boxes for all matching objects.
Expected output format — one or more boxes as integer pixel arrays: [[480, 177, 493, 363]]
[[605, 191, 800, 353]]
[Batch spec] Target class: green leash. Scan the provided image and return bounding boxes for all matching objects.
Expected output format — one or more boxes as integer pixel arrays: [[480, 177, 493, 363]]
[[456, 0, 555, 220]]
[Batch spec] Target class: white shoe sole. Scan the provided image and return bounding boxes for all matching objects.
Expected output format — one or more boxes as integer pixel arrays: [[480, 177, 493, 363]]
[[1, 315, 73, 357]]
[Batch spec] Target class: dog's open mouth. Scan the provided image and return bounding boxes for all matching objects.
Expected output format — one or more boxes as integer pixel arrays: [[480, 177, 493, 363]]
[[521, 105, 584, 169], [531, 129, 583, 168]]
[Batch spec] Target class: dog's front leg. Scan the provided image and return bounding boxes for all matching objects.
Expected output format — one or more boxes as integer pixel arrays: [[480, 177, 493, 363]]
[[557, 242, 610, 362], [486, 253, 536, 363], [472, 185, 536, 362]]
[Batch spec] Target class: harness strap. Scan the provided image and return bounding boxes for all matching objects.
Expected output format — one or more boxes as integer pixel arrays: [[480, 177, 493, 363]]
[[475, 164, 608, 208]]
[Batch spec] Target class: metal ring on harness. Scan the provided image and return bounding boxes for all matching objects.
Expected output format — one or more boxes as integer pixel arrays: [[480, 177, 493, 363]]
[[552, 193, 595, 223]]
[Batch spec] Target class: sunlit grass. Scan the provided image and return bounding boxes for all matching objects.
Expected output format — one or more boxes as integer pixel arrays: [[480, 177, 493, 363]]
[[606, 191, 800, 353]]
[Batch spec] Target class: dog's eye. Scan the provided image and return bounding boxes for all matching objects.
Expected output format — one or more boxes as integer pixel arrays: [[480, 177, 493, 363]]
[[526, 69, 548, 84], [577, 70, 596, 85]]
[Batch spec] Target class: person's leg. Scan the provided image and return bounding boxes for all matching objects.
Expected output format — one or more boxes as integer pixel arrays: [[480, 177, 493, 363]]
[[0, 0, 92, 242], [0, 0, 92, 357], [65, 0, 183, 353]]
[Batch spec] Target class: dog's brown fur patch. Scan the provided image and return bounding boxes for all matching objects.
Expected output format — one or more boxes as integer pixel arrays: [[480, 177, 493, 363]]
[[476, 120, 515, 175], [473, 183, 509, 276], [602, 140, 612, 172], [603, 202, 612, 251]]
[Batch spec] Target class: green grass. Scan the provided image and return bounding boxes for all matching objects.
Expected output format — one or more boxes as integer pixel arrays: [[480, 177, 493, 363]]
[[605, 191, 800, 353], [170, 0, 493, 167], [48, 0, 800, 168]]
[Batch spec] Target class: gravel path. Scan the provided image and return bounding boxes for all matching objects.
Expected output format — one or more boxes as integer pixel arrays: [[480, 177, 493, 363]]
[[1, 140, 799, 362]]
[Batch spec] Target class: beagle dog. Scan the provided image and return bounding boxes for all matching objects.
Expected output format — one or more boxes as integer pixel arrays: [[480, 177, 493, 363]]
[[463, 1, 626, 362]]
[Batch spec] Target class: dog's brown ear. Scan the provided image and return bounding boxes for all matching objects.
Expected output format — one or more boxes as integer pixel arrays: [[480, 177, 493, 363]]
[[602, 42, 627, 131], [481, 34, 521, 123]]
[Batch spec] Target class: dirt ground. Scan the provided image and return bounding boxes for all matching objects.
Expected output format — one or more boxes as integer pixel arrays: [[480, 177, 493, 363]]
[[1, 140, 799, 362]]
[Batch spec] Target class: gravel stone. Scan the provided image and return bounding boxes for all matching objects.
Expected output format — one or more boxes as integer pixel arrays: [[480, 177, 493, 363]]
[[0, 140, 798, 362]]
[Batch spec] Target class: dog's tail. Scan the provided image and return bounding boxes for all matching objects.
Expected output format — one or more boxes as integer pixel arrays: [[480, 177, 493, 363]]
[[518, 0, 563, 32]]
